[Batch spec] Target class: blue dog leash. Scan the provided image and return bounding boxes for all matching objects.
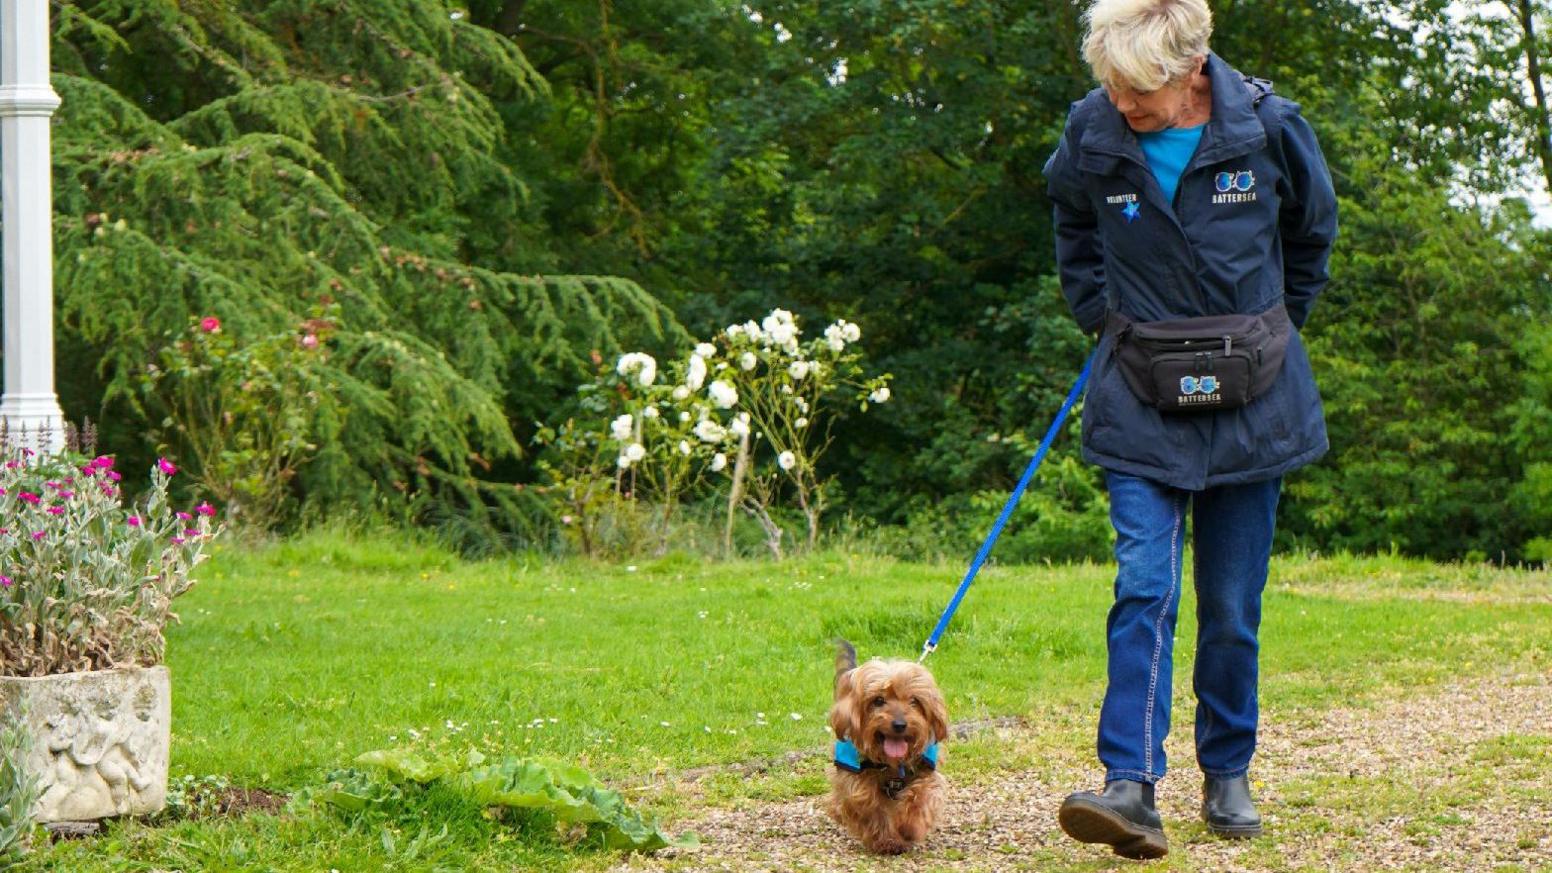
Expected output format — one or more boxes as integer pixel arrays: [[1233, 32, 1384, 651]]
[[918, 350, 1096, 662]]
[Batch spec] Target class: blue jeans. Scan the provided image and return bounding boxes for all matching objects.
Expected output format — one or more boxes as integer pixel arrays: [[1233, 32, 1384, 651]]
[[1098, 471, 1281, 785]]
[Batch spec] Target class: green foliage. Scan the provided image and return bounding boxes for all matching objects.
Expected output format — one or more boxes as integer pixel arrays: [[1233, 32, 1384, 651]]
[[0, 701, 39, 867], [299, 748, 693, 853], [0, 448, 222, 677], [50, 0, 680, 537], [41, 0, 1552, 560]]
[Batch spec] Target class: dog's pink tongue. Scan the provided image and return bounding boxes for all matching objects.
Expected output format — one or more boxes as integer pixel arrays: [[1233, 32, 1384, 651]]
[[884, 738, 909, 760]]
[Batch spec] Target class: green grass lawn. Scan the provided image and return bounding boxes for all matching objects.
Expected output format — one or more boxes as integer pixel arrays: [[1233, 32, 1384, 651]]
[[18, 532, 1552, 871]]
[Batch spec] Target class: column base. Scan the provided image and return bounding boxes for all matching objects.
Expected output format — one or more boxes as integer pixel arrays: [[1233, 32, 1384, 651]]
[[0, 391, 66, 452]]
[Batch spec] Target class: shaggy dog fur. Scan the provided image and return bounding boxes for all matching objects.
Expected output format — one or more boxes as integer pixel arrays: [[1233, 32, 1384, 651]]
[[826, 640, 949, 854]]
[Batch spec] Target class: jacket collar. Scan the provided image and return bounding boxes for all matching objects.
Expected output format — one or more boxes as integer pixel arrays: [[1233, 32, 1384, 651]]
[[1078, 52, 1267, 167]]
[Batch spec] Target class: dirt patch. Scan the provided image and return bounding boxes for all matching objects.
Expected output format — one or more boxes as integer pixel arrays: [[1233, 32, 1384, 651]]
[[614, 669, 1552, 872]]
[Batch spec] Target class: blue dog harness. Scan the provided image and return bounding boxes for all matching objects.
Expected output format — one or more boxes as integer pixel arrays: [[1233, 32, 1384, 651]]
[[833, 739, 941, 799]]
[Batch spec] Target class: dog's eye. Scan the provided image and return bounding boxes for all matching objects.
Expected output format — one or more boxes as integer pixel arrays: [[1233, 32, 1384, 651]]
[[870, 696, 886, 709], [910, 697, 922, 709]]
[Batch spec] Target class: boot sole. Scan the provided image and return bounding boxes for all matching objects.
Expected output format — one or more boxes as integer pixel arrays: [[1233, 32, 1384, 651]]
[[1059, 797, 1168, 860], [1205, 820, 1262, 839]]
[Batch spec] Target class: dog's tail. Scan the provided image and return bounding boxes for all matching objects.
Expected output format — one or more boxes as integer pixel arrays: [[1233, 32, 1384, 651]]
[[834, 638, 857, 683]]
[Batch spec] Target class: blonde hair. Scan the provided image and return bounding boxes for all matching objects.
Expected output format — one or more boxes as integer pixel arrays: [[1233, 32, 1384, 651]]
[[1082, 0, 1213, 92]]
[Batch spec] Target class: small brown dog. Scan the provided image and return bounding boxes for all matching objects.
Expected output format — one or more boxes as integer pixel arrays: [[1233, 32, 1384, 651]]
[[827, 639, 949, 854]]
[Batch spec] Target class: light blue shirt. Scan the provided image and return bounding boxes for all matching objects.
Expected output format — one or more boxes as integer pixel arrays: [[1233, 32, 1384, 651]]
[[1137, 123, 1205, 206]]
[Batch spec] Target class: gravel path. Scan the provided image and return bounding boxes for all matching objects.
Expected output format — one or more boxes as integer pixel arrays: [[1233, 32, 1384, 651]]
[[614, 668, 1552, 872]]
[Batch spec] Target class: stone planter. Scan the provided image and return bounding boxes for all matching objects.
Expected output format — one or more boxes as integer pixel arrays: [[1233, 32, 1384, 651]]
[[0, 666, 170, 822]]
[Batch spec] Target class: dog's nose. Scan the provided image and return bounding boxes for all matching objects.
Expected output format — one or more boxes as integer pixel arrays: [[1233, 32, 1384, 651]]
[[891, 719, 907, 734]]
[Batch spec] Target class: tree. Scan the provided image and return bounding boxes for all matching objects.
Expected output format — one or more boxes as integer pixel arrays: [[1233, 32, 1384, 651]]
[[48, 0, 677, 537]]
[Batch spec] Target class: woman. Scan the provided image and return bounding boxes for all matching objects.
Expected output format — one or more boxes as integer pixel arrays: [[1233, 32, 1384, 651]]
[[1042, 0, 1337, 860]]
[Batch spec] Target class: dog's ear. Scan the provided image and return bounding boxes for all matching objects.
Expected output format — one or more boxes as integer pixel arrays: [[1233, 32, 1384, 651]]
[[829, 669, 860, 741], [925, 690, 950, 745]]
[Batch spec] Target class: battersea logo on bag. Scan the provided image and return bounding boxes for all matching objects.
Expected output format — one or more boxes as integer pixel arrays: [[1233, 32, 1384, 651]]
[[1178, 375, 1221, 405]]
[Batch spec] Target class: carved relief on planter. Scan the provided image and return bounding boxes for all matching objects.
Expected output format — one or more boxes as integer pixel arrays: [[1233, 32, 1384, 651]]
[[0, 666, 170, 821]]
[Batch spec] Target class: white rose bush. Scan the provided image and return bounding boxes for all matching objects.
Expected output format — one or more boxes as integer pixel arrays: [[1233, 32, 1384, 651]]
[[534, 309, 890, 557]]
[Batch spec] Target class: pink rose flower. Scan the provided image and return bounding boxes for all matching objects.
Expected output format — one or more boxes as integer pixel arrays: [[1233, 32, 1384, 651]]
[[201, 316, 222, 333], [300, 333, 320, 349]]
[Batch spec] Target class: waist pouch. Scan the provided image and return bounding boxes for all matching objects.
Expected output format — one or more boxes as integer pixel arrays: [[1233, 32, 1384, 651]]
[[1108, 304, 1292, 413]]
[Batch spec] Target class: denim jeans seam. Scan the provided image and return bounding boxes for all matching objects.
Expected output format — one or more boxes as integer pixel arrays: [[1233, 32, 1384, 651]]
[[1142, 490, 1183, 778], [1106, 768, 1160, 784], [1201, 765, 1249, 779]]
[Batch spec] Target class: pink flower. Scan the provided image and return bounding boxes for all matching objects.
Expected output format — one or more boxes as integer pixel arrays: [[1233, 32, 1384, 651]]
[[79, 465, 96, 477], [170, 536, 185, 545], [0, 575, 10, 588], [300, 333, 319, 350], [21, 448, 34, 457], [19, 492, 39, 505], [108, 471, 122, 482], [0, 488, 5, 496], [184, 528, 201, 537], [127, 516, 141, 527], [177, 511, 192, 521], [57, 490, 74, 499], [200, 316, 222, 333], [157, 458, 178, 476], [196, 502, 216, 517], [92, 455, 114, 470], [31, 531, 45, 541], [45, 481, 60, 490], [46, 506, 64, 516], [4, 461, 17, 470]]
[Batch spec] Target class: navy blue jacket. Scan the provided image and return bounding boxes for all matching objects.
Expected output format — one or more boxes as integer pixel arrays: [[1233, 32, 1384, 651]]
[[1043, 53, 1338, 490]]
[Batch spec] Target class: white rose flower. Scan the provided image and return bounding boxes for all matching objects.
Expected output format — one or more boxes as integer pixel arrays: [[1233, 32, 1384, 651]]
[[678, 440, 692, 456], [616, 352, 657, 387], [694, 419, 726, 443], [869, 386, 891, 403], [730, 415, 750, 437], [777, 451, 796, 471], [679, 410, 691, 422], [743, 320, 764, 342], [788, 360, 810, 380], [726, 324, 744, 338], [768, 322, 797, 347], [710, 452, 728, 472], [694, 342, 716, 358], [642, 406, 659, 419], [842, 321, 861, 342], [617, 454, 632, 469], [707, 380, 739, 409], [686, 354, 708, 391], [625, 443, 646, 462], [610, 414, 634, 441], [672, 385, 690, 401], [740, 351, 757, 370], [827, 335, 845, 352], [795, 417, 808, 429]]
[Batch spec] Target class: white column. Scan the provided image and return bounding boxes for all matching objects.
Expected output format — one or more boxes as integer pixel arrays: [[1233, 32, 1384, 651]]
[[0, 0, 65, 451]]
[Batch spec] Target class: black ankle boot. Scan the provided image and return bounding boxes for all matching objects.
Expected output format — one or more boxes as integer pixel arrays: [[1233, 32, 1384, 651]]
[[1059, 779, 1168, 860], [1202, 775, 1262, 838]]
